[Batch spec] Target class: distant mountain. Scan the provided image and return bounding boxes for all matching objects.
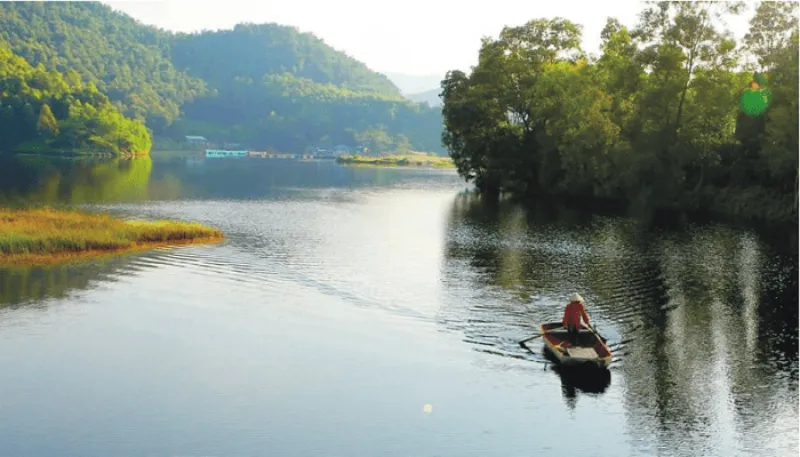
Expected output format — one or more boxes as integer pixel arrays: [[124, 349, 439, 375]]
[[384, 72, 444, 95], [406, 88, 442, 107], [0, 2, 446, 154], [171, 24, 402, 97]]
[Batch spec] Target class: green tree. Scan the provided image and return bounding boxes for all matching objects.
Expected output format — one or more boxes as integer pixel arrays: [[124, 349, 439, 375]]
[[0, 43, 151, 155], [36, 103, 59, 138], [440, 1, 798, 222], [744, 1, 799, 72]]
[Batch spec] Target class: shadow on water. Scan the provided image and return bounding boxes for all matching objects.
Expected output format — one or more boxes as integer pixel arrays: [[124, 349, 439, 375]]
[[535, 347, 613, 409], [553, 363, 612, 395], [0, 250, 176, 310], [440, 191, 798, 453]]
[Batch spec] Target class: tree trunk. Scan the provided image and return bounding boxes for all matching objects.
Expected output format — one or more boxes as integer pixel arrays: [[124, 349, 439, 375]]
[[693, 163, 705, 193]]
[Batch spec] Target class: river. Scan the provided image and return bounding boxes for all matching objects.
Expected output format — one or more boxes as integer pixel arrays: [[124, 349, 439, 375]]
[[0, 152, 797, 457]]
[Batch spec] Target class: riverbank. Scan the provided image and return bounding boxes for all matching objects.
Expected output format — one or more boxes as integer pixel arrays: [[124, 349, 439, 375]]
[[0, 207, 223, 265], [336, 153, 454, 168], [11, 148, 149, 159], [509, 185, 797, 226]]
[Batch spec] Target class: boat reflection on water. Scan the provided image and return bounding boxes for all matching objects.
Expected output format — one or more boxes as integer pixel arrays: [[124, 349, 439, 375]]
[[542, 348, 612, 409]]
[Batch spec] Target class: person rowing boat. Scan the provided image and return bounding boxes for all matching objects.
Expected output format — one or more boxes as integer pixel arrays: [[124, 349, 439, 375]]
[[562, 293, 590, 345]]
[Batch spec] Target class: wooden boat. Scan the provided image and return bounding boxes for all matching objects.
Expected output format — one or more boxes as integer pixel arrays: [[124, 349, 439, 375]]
[[522, 322, 612, 368]]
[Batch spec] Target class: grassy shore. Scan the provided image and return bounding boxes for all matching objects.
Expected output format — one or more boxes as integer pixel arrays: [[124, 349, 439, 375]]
[[13, 149, 148, 159], [0, 207, 223, 265], [336, 153, 455, 168]]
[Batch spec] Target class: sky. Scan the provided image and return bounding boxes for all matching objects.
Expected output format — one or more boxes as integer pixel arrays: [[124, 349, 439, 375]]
[[103, 0, 757, 78]]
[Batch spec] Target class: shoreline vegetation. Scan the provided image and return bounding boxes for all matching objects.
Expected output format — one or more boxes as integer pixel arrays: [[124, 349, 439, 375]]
[[0, 207, 223, 266], [336, 153, 455, 168], [11, 149, 149, 159], [0, 44, 152, 158], [440, 2, 798, 224]]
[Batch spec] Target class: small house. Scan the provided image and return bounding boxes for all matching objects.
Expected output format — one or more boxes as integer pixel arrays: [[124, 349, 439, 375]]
[[185, 135, 209, 146]]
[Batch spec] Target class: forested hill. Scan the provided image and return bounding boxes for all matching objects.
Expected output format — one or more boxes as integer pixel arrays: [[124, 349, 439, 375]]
[[0, 2, 444, 154], [171, 24, 401, 97], [0, 2, 204, 130]]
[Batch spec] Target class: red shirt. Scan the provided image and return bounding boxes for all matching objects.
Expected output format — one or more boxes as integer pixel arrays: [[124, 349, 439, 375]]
[[563, 301, 590, 328]]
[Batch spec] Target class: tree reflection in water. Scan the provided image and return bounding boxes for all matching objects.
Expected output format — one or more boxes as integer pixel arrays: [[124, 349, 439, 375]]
[[441, 191, 798, 453]]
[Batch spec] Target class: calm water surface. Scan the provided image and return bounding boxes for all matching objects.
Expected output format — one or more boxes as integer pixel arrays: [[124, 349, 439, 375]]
[[0, 153, 797, 457]]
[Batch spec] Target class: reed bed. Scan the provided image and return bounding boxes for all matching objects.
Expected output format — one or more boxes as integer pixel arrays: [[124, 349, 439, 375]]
[[336, 153, 455, 168], [0, 207, 223, 265]]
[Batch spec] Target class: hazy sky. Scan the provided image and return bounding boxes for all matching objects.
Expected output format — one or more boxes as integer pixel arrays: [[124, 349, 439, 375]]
[[104, 0, 756, 77]]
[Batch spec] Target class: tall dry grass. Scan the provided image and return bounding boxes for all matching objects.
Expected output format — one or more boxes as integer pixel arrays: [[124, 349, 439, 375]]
[[0, 207, 223, 264], [336, 153, 455, 168]]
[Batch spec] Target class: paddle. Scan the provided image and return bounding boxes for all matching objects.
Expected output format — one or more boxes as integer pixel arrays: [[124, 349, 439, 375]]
[[585, 322, 608, 345], [518, 333, 542, 347]]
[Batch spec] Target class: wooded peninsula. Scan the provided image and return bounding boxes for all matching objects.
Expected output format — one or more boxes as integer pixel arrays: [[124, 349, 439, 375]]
[[440, 1, 798, 222]]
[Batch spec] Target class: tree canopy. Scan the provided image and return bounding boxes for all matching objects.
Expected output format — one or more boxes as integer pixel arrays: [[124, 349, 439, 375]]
[[0, 43, 151, 155], [441, 1, 798, 221]]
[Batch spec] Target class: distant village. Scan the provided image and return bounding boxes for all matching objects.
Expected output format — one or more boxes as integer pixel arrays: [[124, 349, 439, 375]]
[[183, 136, 372, 160]]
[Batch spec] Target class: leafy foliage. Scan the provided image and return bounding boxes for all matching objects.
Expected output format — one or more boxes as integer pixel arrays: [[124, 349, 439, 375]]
[[0, 2, 205, 130], [441, 2, 798, 221], [0, 44, 152, 155]]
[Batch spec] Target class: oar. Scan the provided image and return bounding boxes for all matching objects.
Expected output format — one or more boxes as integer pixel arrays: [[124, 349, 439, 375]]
[[586, 323, 608, 344], [518, 333, 542, 347], [518, 329, 549, 349]]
